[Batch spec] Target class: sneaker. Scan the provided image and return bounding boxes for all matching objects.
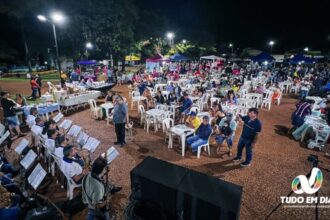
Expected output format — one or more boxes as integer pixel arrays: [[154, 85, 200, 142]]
[[232, 157, 241, 162], [240, 161, 251, 167]]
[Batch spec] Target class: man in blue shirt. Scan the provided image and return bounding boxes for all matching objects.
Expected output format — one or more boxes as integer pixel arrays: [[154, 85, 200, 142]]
[[112, 95, 128, 147], [187, 116, 212, 152], [180, 92, 192, 123], [233, 108, 262, 167]]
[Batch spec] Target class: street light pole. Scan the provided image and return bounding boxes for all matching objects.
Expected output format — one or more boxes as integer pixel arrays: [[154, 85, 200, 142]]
[[269, 40, 274, 53], [37, 12, 65, 87], [52, 23, 61, 74]]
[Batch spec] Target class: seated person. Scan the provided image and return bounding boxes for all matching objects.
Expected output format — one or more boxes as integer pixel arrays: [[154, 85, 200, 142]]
[[142, 87, 153, 109], [187, 116, 212, 152], [0, 185, 21, 220], [54, 135, 68, 158], [45, 129, 58, 154], [70, 71, 80, 82], [166, 91, 177, 105], [166, 82, 174, 93], [185, 111, 201, 130], [226, 90, 238, 105], [215, 113, 237, 156], [255, 84, 264, 94], [231, 84, 240, 93], [26, 107, 38, 128], [191, 89, 199, 97], [154, 91, 165, 104], [41, 119, 59, 139], [179, 92, 193, 121], [31, 117, 44, 137], [61, 145, 87, 184], [15, 94, 27, 107], [105, 90, 114, 103], [271, 84, 281, 104]]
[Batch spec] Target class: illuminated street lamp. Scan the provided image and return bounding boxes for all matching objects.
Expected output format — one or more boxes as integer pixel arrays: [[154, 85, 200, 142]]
[[166, 32, 174, 46], [229, 43, 234, 54], [269, 40, 275, 53], [182, 39, 187, 44], [37, 11, 65, 85], [304, 47, 309, 52], [85, 42, 93, 59]]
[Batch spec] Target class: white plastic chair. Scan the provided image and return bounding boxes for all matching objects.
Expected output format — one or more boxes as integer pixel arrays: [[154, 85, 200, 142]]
[[162, 118, 174, 143], [262, 91, 273, 110], [88, 99, 102, 119], [197, 132, 213, 159], [144, 114, 157, 133], [190, 106, 199, 114], [274, 92, 282, 105], [138, 105, 146, 125], [64, 174, 82, 200], [131, 91, 141, 109], [125, 121, 134, 141]]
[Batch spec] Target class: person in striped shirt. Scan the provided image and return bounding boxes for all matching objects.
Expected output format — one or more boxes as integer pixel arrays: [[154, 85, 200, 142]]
[[290, 99, 315, 132]]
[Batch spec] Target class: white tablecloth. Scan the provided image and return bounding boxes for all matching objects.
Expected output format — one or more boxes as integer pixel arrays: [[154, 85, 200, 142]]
[[146, 109, 166, 118], [58, 91, 101, 107]]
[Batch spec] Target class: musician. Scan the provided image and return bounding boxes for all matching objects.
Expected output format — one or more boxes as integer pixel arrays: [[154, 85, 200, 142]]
[[54, 135, 67, 158], [0, 185, 21, 220], [61, 145, 88, 184], [31, 117, 44, 137], [82, 157, 122, 220], [26, 107, 38, 128], [0, 91, 25, 139]]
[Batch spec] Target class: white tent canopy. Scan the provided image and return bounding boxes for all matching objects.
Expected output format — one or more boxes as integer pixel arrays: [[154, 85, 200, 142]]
[[200, 55, 225, 62]]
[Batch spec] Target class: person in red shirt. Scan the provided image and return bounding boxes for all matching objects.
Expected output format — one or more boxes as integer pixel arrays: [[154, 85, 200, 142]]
[[30, 76, 40, 100]]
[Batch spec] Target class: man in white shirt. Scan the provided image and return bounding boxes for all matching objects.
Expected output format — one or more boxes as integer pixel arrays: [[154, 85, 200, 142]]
[[61, 145, 87, 184], [31, 117, 44, 137], [45, 129, 57, 154], [26, 107, 38, 128], [54, 135, 67, 158]]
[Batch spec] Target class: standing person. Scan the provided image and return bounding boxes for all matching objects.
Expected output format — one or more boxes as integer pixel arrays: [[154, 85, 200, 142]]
[[112, 95, 128, 147], [0, 92, 25, 139], [233, 108, 262, 167], [30, 76, 40, 100], [35, 74, 42, 97], [82, 157, 122, 220]]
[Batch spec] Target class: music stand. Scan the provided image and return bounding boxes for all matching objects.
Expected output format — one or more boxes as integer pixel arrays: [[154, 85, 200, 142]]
[[77, 132, 89, 147], [15, 138, 30, 155], [20, 150, 38, 170], [28, 163, 47, 190], [83, 137, 100, 153], [53, 113, 64, 123], [68, 125, 82, 138], [102, 146, 119, 164], [0, 131, 10, 146], [59, 119, 73, 131]]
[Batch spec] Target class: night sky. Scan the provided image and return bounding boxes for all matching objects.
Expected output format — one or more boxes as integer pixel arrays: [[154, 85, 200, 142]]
[[138, 0, 330, 52], [0, 0, 329, 63]]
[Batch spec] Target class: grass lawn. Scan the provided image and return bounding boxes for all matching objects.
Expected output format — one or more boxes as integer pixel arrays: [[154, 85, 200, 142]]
[[0, 73, 60, 82]]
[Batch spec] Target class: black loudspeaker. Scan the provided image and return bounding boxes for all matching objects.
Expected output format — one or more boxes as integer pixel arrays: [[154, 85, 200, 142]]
[[131, 156, 188, 219], [130, 157, 242, 220]]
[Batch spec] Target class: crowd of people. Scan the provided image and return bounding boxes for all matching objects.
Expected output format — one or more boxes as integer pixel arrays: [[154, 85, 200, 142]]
[[1, 58, 330, 219]]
